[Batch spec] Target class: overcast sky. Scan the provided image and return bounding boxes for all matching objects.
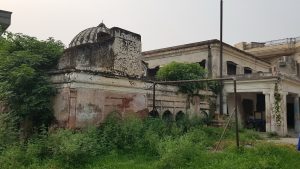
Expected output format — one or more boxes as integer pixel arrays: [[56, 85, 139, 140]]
[[1, 0, 300, 51]]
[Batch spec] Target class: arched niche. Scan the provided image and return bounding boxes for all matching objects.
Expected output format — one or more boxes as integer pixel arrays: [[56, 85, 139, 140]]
[[162, 110, 173, 122], [175, 111, 185, 121]]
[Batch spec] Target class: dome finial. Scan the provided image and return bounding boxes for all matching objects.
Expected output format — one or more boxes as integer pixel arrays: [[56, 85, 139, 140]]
[[98, 20, 106, 28]]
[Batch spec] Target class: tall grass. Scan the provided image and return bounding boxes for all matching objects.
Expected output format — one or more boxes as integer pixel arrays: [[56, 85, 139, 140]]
[[0, 112, 299, 169]]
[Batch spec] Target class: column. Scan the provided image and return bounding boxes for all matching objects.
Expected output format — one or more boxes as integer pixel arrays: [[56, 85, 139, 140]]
[[281, 92, 288, 136], [222, 92, 228, 115], [264, 92, 271, 133], [294, 95, 300, 133], [269, 91, 277, 132], [216, 94, 220, 115]]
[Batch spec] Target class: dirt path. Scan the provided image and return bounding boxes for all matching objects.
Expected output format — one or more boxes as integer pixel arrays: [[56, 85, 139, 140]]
[[267, 138, 299, 146]]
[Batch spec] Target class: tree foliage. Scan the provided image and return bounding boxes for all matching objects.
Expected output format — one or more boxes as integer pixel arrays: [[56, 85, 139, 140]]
[[156, 62, 207, 94], [0, 32, 64, 128]]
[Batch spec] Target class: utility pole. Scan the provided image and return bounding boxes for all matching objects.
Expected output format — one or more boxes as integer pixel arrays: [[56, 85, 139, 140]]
[[219, 0, 224, 115]]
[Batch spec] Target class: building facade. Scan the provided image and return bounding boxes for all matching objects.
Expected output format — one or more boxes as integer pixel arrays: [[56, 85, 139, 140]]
[[0, 10, 12, 35], [143, 37, 300, 136], [51, 23, 210, 128], [51, 21, 300, 136]]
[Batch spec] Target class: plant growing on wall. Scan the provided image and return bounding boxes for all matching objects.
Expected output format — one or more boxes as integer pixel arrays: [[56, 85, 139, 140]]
[[156, 62, 221, 95], [156, 62, 208, 94], [273, 82, 282, 126]]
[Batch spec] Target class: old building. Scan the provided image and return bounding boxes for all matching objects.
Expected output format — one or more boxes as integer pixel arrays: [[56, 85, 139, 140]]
[[51, 21, 300, 136], [0, 9, 12, 35], [51, 23, 209, 128], [143, 37, 300, 136]]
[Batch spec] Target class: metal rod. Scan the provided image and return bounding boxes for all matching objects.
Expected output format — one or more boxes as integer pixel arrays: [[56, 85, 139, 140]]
[[215, 107, 235, 151], [154, 77, 234, 85], [219, 0, 224, 115], [234, 79, 240, 148], [152, 82, 156, 111]]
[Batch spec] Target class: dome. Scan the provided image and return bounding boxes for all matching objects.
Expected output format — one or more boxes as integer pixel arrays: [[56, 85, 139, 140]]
[[69, 22, 110, 48]]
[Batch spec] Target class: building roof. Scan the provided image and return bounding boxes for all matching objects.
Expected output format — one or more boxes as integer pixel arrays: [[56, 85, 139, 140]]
[[69, 22, 110, 48], [0, 9, 12, 33], [142, 39, 270, 64]]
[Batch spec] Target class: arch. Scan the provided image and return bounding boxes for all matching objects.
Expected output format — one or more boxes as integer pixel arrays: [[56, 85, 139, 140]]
[[149, 109, 159, 118], [162, 110, 173, 122], [175, 111, 185, 121]]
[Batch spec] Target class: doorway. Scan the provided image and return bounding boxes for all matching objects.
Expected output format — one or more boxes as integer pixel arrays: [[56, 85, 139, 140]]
[[287, 103, 295, 129]]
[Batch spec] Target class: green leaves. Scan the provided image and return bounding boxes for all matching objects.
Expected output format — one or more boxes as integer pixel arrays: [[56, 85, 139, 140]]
[[156, 62, 207, 94], [0, 32, 64, 128]]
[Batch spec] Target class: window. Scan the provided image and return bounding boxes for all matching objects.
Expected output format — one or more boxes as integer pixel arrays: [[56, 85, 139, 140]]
[[244, 67, 252, 74], [227, 61, 237, 75], [147, 66, 160, 79], [199, 60, 206, 69]]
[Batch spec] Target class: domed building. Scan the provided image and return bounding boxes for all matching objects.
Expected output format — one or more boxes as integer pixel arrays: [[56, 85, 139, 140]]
[[51, 23, 192, 128], [58, 22, 145, 77]]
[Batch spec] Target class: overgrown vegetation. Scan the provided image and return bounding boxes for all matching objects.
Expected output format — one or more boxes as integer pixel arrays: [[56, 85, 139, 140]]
[[273, 82, 282, 126], [156, 62, 206, 94], [156, 61, 221, 94], [0, 32, 64, 131], [0, 112, 299, 169], [0, 34, 299, 169]]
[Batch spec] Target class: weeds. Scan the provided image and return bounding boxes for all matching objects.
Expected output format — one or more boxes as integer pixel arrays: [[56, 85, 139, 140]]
[[0, 112, 299, 169]]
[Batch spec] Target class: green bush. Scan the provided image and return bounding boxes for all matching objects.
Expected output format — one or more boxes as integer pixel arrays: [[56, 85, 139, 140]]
[[0, 33, 64, 130], [1, 111, 300, 169], [47, 128, 99, 167], [0, 112, 18, 152], [156, 134, 203, 169], [0, 145, 29, 169], [156, 62, 206, 94]]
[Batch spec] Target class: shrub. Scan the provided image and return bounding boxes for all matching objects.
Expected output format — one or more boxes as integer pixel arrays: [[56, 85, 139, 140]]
[[0, 112, 18, 152], [156, 134, 203, 169], [47, 128, 99, 167], [0, 33, 64, 130], [156, 62, 206, 94]]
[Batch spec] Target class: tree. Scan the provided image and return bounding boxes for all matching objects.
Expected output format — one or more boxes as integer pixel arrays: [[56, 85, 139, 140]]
[[0, 32, 64, 129], [156, 62, 207, 94]]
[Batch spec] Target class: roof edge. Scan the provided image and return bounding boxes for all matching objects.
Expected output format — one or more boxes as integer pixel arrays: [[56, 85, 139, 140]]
[[142, 39, 270, 65]]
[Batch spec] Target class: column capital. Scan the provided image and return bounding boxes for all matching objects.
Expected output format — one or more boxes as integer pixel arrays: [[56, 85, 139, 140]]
[[280, 92, 288, 96]]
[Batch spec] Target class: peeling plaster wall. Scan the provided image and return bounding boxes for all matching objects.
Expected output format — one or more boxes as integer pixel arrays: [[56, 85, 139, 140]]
[[269, 57, 298, 77], [51, 72, 211, 128], [111, 27, 145, 77], [58, 27, 145, 77]]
